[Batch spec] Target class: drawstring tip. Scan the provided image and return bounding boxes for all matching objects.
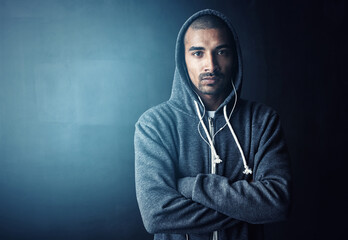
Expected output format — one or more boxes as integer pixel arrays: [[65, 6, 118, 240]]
[[243, 167, 252, 175], [214, 155, 222, 164]]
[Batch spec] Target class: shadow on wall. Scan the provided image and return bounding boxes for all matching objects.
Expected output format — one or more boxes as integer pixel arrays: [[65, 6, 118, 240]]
[[0, 0, 346, 239]]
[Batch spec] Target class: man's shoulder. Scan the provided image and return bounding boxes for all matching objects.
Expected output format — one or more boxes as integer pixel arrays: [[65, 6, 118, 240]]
[[238, 99, 280, 123], [136, 101, 177, 127], [239, 99, 277, 114]]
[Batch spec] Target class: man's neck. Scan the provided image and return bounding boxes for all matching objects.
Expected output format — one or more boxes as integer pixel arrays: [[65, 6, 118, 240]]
[[199, 93, 227, 111]]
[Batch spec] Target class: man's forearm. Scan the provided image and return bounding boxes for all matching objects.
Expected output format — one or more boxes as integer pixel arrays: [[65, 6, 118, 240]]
[[135, 122, 241, 234]]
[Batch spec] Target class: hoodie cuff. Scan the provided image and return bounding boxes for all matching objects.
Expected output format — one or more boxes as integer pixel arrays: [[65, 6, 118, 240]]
[[177, 177, 196, 199]]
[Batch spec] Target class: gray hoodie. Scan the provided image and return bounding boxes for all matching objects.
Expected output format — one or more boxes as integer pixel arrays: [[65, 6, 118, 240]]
[[134, 9, 291, 240]]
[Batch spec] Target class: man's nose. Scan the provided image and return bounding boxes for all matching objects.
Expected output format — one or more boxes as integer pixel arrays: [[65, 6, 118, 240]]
[[204, 54, 218, 72]]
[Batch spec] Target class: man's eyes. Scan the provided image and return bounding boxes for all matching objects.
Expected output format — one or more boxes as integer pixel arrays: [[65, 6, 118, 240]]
[[192, 51, 203, 57], [191, 49, 230, 57], [217, 49, 230, 56]]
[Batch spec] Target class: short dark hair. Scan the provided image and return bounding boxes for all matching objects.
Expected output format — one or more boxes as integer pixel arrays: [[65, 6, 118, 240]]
[[185, 15, 234, 44], [189, 15, 229, 30]]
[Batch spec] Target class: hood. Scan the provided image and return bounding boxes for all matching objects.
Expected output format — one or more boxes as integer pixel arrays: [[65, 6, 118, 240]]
[[169, 9, 243, 115]]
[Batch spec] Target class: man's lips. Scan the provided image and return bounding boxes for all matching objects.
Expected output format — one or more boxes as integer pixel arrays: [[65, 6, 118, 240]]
[[201, 76, 219, 84], [202, 77, 218, 80]]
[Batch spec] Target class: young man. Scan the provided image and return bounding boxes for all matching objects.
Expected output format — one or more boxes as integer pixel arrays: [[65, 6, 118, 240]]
[[135, 9, 291, 240]]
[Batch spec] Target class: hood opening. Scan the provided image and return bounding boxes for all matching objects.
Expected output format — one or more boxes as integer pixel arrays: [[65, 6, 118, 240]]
[[170, 9, 243, 114]]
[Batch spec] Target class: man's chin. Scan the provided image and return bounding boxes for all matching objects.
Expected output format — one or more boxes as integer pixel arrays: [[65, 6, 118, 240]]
[[198, 85, 230, 97], [199, 89, 221, 96]]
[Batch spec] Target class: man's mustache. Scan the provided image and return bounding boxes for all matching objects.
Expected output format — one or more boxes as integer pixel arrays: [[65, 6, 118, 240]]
[[199, 71, 224, 80]]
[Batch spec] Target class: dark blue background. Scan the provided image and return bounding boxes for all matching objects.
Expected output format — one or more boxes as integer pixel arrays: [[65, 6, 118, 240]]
[[0, 0, 346, 239]]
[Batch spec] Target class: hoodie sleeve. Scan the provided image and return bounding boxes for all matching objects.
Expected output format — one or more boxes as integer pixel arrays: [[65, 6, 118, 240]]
[[179, 113, 291, 224], [134, 119, 240, 234]]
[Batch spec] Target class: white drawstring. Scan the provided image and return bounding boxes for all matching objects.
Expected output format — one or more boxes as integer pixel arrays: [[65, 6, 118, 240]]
[[194, 80, 252, 175], [223, 105, 252, 175], [194, 100, 222, 165], [195, 95, 210, 147]]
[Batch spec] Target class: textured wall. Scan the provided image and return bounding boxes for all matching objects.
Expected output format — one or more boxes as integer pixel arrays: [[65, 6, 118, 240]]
[[0, 0, 346, 239]]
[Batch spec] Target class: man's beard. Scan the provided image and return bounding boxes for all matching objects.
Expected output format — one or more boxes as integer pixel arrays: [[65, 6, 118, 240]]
[[197, 71, 228, 95]]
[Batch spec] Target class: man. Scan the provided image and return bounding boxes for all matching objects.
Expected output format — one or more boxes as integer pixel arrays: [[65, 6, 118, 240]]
[[134, 9, 291, 240]]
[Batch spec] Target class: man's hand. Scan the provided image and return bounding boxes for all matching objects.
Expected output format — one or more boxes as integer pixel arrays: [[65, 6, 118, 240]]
[[177, 177, 195, 199]]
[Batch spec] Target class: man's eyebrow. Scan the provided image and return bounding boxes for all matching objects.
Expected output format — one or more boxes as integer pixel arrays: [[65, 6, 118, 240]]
[[216, 44, 231, 49], [188, 45, 231, 51], [188, 46, 205, 51]]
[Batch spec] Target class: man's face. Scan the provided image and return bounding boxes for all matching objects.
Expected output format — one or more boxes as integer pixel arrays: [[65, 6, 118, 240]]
[[184, 27, 233, 98]]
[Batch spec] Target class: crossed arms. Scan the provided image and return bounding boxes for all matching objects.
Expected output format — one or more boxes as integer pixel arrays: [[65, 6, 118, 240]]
[[134, 113, 291, 234]]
